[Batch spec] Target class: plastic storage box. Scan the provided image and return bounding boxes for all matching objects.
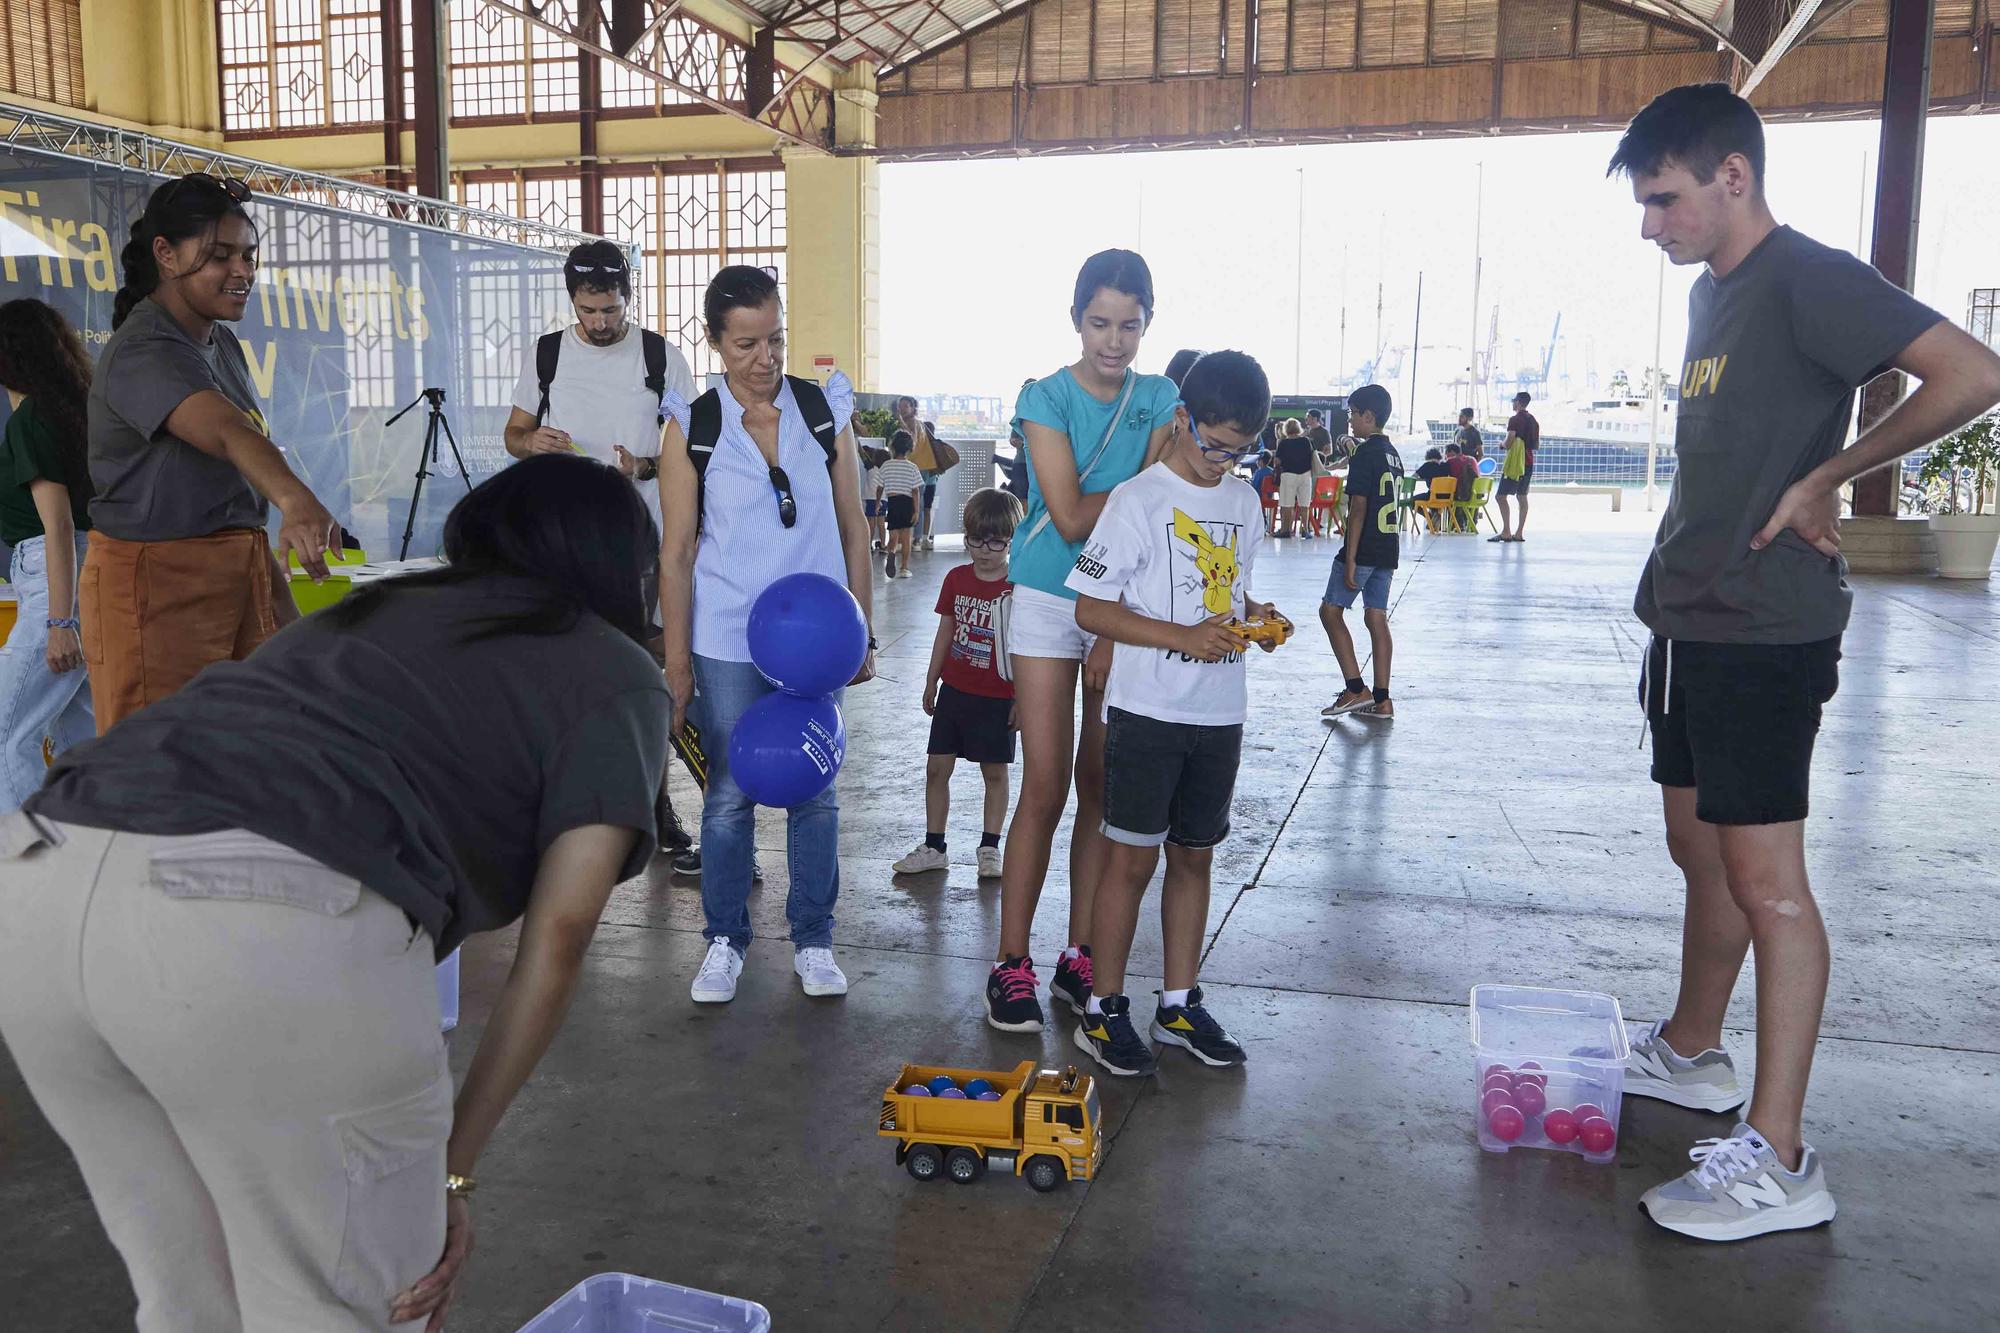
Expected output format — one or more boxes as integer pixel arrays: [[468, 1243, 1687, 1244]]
[[436, 950, 460, 1033], [1469, 984, 1630, 1162], [517, 1272, 772, 1333]]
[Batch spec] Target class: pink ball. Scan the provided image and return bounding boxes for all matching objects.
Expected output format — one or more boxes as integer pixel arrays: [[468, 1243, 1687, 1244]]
[[1481, 1088, 1516, 1118], [1488, 1104, 1526, 1141], [1572, 1103, 1606, 1124], [1542, 1108, 1579, 1144], [1482, 1073, 1515, 1095], [1513, 1082, 1548, 1117], [1484, 1064, 1513, 1080], [1514, 1062, 1549, 1089], [1578, 1116, 1617, 1154]]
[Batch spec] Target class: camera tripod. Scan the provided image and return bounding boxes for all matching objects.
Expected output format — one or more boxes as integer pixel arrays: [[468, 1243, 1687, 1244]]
[[387, 387, 472, 561]]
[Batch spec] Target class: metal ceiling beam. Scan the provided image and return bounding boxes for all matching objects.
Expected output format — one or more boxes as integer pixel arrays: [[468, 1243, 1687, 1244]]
[[1795, 0, 1871, 42], [877, 0, 1033, 77], [472, 0, 829, 149], [779, 0, 943, 63]]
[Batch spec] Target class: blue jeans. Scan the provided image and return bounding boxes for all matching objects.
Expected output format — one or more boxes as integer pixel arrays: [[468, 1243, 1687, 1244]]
[[1, 534, 94, 809], [693, 655, 841, 952]]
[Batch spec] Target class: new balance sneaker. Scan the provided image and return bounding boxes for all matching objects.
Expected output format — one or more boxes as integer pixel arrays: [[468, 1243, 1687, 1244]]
[[985, 955, 1045, 1033], [893, 843, 949, 874], [690, 937, 743, 1003], [1049, 946, 1093, 1016], [1623, 1020, 1747, 1113], [976, 845, 1004, 879], [1151, 987, 1246, 1067], [794, 946, 848, 997], [1640, 1124, 1837, 1242], [1074, 995, 1158, 1077]]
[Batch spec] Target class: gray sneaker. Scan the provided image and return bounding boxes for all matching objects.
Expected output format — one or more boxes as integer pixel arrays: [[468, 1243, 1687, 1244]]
[[1622, 1020, 1747, 1113], [1641, 1124, 1837, 1242]]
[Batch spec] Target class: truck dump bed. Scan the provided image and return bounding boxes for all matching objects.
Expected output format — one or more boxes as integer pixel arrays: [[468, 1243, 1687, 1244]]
[[879, 1059, 1037, 1143]]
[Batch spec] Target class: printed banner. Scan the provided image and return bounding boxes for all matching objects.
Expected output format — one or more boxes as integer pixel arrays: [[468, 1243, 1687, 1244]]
[[0, 145, 570, 560]]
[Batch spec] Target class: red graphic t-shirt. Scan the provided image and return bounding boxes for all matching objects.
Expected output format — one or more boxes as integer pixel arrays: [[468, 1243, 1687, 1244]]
[[936, 564, 1013, 700]]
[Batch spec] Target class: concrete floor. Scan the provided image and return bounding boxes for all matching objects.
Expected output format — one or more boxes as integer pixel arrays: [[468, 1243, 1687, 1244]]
[[4, 496, 1998, 1331]]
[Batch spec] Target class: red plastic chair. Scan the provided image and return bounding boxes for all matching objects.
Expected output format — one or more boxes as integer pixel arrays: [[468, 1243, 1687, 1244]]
[[1258, 475, 1279, 533], [1309, 475, 1344, 535]]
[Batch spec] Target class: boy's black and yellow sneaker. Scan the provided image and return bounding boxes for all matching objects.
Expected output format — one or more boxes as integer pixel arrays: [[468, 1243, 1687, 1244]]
[[1073, 994, 1157, 1077], [1151, 987, 1246, 1067], [1049, 945, 1093, 1016]]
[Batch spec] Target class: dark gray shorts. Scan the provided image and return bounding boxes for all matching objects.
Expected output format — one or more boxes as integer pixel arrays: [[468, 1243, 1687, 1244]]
[[1101, 707, 1241, 850]]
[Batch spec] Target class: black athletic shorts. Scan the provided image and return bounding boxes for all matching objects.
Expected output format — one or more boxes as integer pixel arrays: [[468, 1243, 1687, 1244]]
[[1101, 707, 1241, 850], [886, 495, 917, 531], [1641, 635, 1841, 825], [928, 682, 1015, 764], [1497, 466, 1533, 498]]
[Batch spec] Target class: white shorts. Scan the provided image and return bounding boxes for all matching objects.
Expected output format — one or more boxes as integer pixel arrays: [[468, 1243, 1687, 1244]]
[[1006, 585, 1098, 662], [1278, 471, 1314, 508]]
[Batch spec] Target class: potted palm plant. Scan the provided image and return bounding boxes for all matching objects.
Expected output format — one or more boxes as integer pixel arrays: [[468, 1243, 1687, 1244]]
[[1920, 412, 2000, 578]]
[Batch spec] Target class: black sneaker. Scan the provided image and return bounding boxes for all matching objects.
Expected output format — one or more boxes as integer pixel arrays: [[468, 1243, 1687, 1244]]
[[1049, 946, 1093, 1016], [655, 789, 693, 855], [985, 955, 1045, 1033], [885, 550, 898, 580], [1150, 986, 1246, 1067], [1074, 995, 1157, 1077], [671, 848, 701, 876]]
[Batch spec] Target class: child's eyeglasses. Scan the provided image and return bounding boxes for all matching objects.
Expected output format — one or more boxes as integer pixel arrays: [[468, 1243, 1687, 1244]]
[[1194, 423, 1257, 465], [965, 536, 1010, 552]]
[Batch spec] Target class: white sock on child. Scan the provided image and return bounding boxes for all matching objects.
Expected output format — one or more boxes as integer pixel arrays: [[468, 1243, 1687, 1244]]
[[1084, 994, 1103, 1015], [1162, 988, 1191, 1008]]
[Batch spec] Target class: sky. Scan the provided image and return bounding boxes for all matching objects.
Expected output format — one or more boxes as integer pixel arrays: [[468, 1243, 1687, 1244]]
[[877, 114, 2000, 429]]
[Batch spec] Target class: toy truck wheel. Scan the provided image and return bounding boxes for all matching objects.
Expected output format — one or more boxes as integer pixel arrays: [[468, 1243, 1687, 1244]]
[[905, 1143, 945, 1183], [1024, 1156, 1065, 1193], [946, 1147, 986, 1184]]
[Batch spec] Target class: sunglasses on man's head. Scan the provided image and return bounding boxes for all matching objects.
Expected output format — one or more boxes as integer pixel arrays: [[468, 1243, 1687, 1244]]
[[571, 262, 626, 274]]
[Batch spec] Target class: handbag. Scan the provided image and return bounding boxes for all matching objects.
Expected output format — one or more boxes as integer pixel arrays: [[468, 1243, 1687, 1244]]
[[930, 434, 962, 472], [1502, 438, 1528, 481]]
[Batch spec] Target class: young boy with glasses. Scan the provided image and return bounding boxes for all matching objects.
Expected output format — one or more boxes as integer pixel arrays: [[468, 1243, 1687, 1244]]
[[895, 488, 1025, 880], [1065, 351, 1286, 1076]]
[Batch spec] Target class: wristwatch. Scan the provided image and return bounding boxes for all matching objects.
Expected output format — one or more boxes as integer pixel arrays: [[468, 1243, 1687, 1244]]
[[635, 456, 659, 482], [445, 1173, 477, 1198], [867, 636, 878, 652]]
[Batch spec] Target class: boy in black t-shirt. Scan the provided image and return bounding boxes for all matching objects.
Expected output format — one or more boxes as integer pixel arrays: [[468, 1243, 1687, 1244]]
[[1319, 384, 1404, 720]]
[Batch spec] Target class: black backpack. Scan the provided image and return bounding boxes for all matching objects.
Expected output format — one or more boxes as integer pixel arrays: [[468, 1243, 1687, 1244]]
[[534, 328, 671, 428], [685, 375, 838, 530]]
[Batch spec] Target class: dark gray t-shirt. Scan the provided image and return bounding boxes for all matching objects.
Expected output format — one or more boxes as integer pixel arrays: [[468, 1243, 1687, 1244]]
[[88, 298, 271, 541], [1636, 226, 1942, 643], [29, 575, 669, 957]]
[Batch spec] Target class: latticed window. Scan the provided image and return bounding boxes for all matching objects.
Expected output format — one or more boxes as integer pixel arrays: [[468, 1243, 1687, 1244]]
[[1, 0, 84, 108], [454, 172, 584, 229], [449, 0, 579, 120], [219, 0, 386, 133], [601, 163, 788, 380]]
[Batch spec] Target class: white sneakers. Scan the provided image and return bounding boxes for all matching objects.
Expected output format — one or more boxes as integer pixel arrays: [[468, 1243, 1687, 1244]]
[[1641, 1124, 1837, 1241], [690, 937, 743, 1003], [691, 936, 848, 1002], [893, 843, 949, 874], [976, 845, 1004, 879], [793, 947, 849, 997]]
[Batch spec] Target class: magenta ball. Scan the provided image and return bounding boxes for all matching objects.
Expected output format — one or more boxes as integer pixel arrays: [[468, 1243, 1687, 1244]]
[[1573, 1102, 1606, 1124], [1481, 1088, 1516, 1118], [976, 1090, 1001, 1101], [1482, 1069, 1515, 1090], [1578, 1117, 1617, 1154], [1513, 1082, 1548, 1117], [1488, 1104, 1526, 1141], [1484, 1063, 1512, 1080], [938, 1087, 968, 1099], [903, 1085, 932, 1097], [1543, 1108, 1579, 1144]]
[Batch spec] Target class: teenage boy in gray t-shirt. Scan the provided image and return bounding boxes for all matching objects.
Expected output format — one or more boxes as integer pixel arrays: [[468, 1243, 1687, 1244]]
[[1606, 83, 2000, 1244]]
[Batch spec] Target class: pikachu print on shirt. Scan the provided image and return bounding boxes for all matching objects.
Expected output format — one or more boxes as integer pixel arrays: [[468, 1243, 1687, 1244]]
[[1168, 508, 1246, 664]]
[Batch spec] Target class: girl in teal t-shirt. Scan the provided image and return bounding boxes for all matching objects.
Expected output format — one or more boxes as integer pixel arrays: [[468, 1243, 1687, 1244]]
[[987, 250, 1176, 1036]]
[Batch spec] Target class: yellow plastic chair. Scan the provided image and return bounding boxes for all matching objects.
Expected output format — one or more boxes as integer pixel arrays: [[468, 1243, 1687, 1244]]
[[1458, 476, 1497, 534], [1411, 476, 1457, 535]]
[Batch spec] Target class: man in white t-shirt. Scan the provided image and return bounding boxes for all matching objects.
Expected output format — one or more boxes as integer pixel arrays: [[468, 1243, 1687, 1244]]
[[1064, 351, 1288, 1079], [502, 240, 699, 860]]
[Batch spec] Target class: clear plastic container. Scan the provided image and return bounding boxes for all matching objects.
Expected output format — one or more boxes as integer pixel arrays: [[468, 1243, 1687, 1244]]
[[1468, 984, 1629, 1163], [436, 950, 460, 1034], [517, 1272, 772, 1332]]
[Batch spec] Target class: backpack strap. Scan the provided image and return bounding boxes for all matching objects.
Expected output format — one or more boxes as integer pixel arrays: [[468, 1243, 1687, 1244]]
[[686, 377, 842, 534], [533, 330, 563, 426], [641, 329, 669, 426]]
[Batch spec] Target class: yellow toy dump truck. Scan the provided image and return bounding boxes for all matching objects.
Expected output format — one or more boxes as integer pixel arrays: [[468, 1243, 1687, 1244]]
[[878, 1060, 1102, 1191]]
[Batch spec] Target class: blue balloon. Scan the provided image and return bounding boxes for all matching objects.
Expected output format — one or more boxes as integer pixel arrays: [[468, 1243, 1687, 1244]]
[[726, 692, 846, 808], [747, 572, 868, 697]]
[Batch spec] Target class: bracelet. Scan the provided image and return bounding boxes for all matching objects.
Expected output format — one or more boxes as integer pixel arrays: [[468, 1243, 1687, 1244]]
[[445, 1173, 477, 1198], [46, 617, 79, 631]]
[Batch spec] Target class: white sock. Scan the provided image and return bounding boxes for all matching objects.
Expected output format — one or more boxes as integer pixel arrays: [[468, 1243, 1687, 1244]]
[[1162, 987, 1191, 1008], [1061, 945, 1083, 962], [1085, 994, 1103, 1015]]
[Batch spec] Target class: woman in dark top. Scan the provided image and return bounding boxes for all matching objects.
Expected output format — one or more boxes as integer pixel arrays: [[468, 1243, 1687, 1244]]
[[0, 455, 667, 1331], [0, 299, 96, 806]]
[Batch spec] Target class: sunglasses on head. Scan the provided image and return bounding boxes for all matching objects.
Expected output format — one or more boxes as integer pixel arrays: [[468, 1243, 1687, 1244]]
[[769, 466, 797, 529], [157, 172, 252, 210], [571, 261, 626, 274]]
